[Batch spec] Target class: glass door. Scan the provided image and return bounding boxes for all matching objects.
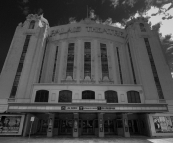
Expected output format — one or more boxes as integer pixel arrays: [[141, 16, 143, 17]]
[[58, 119, 73, 135], [104, 120, 116, 135], [82, 120, 94, 135]]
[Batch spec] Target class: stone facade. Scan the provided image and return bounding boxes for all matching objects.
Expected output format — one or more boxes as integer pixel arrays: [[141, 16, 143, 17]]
[[0, 15, 173, 137]]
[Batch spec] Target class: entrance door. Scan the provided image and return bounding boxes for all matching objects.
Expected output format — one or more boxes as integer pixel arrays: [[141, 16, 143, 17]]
[[58, 119, 73, 135], [128, 120, 139, 135], [104, 120, 116, 135], [82, 120, 94, 135]]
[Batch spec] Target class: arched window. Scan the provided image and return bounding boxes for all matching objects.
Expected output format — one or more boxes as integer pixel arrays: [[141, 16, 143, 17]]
[[139, 23, 146, 32], [29, 20, 35, 29], [82, 90, 95, 99], [59, 90, 72, 102], [105, 90, 118, 103], [127, 91, 141, 103], [35, 90, 49, 102]]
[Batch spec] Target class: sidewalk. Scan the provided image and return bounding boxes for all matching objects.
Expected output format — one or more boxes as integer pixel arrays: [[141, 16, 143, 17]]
[[0, 136, 173, 143]]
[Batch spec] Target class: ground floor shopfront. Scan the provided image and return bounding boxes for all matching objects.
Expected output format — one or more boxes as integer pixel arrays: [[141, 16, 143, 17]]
[[5, 103, 172, 137], [22, 112, 150, 138]]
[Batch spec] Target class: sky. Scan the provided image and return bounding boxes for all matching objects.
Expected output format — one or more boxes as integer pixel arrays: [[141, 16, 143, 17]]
[[0, 0, 173, 73]]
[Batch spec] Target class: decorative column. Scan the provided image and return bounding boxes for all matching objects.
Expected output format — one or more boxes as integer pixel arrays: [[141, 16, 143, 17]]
[[73, 113, 79, 137], [98, 113, 104, 137], [122, 113, 130, 137], [47, 113, 55, 137]]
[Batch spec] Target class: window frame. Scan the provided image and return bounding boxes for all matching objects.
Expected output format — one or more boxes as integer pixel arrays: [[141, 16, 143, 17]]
[[29, 20, 35, 29], [35, 90, 49, 102], [82, 90, 95, 99], [127, 91, 141, 103], [58, 90, 72, 102], [105, 90, 118, 103]]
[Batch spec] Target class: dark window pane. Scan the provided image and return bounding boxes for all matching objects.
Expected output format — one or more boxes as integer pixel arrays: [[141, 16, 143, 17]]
[[127, 91, 141, 103], [105, 90, 118, 103], [29, 20, 35, 29], [35, 90, 49, 102], [139, 23, 146, 32], [59, 90, 72, 102], [82, 90, 95, 99]]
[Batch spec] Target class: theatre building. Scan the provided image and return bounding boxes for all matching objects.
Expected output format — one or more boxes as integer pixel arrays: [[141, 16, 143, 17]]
[[0, 14, 173, 137]]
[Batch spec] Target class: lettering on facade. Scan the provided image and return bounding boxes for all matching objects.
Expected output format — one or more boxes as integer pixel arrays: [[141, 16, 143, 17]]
[[101, 107, 116, 110], [86, 26, 124, 38], [51, 27, 81, 37], [50, 26, 124, 38], [65, 106, 79, 110], [83, 107, 98, 110]]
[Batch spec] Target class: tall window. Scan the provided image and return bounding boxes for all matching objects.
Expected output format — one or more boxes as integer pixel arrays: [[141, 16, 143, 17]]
[[144, 38, 164, 99], [127, 91, 141, 103], [139, 23, 146, 32], [100, 43, 109, 80], [52, 46, 59, 81], [59, 90, 72, 102], [127, 43, 137, 84], [10, 35, 31, 98], [105, 90, 118, 103], [38, 38, 48, 83], [116, 47, 123, 84], [29, 20, 35, 29], [84, 42, 91, 79], [35, 90, 49, 102], [82, 90, 95, 99], [66, 43, 74, 79]]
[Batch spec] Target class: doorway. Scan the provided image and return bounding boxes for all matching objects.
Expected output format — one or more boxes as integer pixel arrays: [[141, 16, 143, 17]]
[[128, 120, 139, 135], [104, 119, 116, 135], [58, 119, 73, 135], [82, 120, 94, 135]]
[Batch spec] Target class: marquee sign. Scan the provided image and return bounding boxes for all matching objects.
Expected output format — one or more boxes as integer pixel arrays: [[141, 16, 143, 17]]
[[50, 26, 124, 38], [8, 105, 168, 112]]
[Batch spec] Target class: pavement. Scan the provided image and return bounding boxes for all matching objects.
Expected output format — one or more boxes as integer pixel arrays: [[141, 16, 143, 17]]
[[0, 136, 173, 143]]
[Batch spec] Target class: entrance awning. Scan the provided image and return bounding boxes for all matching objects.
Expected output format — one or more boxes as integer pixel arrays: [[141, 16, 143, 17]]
[[0, 104, 8, 113], [7, 103, 168, 113]]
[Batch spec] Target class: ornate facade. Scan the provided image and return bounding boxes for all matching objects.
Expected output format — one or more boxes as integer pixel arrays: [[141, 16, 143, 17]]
[[0, 14, 173, 137]]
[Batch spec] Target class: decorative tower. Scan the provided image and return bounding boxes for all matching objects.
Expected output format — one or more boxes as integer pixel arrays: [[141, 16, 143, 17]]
[[0, 14, 49, 104]]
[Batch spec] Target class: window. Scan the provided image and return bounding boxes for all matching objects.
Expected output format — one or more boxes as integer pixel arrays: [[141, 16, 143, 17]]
[[82, 90, 95, 99], [58, 90, 72, 102], [52, 46, 59, 81], [38, 38, 48, 83], [35, 90, 49, 102], [127, 91, 141, 103], [66, 43, 74, 79], [127, 43, 136, 84], [116, 47, 123, 84], [100, 43, 109, 80], [10, 35, 31, 98], [105, 90, 118, 103], [144, 38, 164, 99], [29, 20, 35, 29], [139, 23, 146, 32], [84, 42, 91, 78]]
